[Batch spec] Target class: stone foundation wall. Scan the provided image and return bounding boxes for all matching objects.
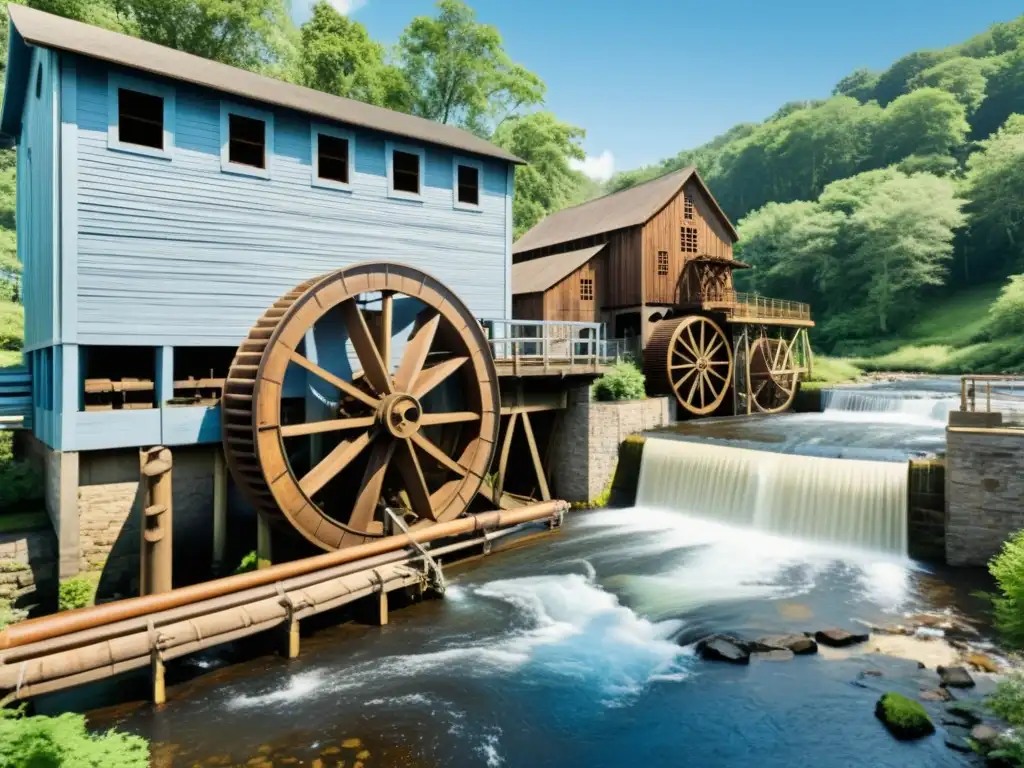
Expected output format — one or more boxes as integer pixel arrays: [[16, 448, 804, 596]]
[[0, 529, 57, 612], [551, 384, 672, 503], [946, 428, 1024, 566]]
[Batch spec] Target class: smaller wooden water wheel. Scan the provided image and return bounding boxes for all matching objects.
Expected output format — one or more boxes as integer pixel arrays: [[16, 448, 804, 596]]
[[222, 263, 499, 551], [748, 335, 798, 413], [644, 315, 733, 415]]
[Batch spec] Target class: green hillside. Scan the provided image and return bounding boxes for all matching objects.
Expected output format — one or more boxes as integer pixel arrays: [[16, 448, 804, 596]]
[[604, 12, 1024, 373]]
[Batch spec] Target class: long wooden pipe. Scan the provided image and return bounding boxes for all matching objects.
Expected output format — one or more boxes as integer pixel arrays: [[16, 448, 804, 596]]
[[0, 503, 565, 651]]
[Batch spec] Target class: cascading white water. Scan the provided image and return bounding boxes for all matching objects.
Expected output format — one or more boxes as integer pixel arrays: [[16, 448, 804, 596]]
[[635, 438, 908, 555], [821, 389, 956, 423]]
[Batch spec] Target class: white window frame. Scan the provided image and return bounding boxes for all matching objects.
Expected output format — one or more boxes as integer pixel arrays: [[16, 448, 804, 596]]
[[452, 156, 484, 212], [107, 73, 175, 160], [386, 141, 425, 201], [220, 101, 273, 179], [311, 122, 355, 192]]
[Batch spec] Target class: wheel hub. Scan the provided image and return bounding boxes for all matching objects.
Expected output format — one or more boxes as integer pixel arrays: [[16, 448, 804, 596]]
[[378, 392, 422, 438], [697, 357, 709, 371]]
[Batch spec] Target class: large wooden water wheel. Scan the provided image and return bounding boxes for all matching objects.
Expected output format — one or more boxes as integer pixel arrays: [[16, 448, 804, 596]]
[[748, 335, 798, 413], [222, 263, 499, 551], [644, 315, 733, 415]]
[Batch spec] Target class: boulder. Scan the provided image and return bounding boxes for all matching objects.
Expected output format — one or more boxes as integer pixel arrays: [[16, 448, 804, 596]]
[[919, 688, 952, 702], [945, 702, 983, 726], [757, 633, 818, 655], [965, 653, 1000, 673], [944, 731, 973, 753], [875, 692, 936, 740], [815, 628, 870, 647], [937, 666, 975, 689], [751, 649, 794, 662], [970, 724, 1001, 752], [696, 635, 751, 665]]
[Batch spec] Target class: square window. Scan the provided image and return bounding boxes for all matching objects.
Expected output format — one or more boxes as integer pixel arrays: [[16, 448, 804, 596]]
[[457, 164, 480, 206], [681, 227, 698, 253], [229, 113, 267, 169], [317, 133, 349, 184], [392, 150, 420, 194], [118, 88, 164, 149], [580, 277, 594, 302], [684, 194, 695, 220], [657, 251, 669, 276]]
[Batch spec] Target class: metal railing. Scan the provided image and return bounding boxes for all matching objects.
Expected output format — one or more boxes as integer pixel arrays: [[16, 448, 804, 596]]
[[958, 375, 1024, 426], [479, 319, 621, 369], [699, 289, 812, 322], [0, 366, 31, 430]]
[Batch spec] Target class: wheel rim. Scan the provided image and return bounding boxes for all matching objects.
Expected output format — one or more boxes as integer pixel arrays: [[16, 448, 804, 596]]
[[749, 336, 797, 413], [665, 316, 733, 415], [222, 263, 499, 551]]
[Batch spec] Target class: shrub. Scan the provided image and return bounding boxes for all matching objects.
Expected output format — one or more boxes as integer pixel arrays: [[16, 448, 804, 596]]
[[989, 529, 1024, 648], [58, 576, 97, 612], [0, 707, 149, 767], [592, 361, 646, 402], [0, 299, 23, 352], [986, 274, 1024, 338], [234, 550, 258, 575]]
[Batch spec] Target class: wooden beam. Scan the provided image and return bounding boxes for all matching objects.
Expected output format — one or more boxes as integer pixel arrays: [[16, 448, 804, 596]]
[[520, 412, 551, 502]]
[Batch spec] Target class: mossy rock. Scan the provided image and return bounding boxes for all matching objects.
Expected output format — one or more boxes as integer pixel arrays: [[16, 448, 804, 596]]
[[875, 692, 935, 740], [609, 436, 645, 506]]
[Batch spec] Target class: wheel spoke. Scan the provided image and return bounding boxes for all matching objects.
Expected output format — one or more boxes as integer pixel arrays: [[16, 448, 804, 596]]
[[396, 439, 434, 520], [410, 432, 469, 477], [280, 415, 375, 438], [699, 371, 707, 408], [378, 291, 393, 370], [708, 366, 728, 383], [686, 325, 699, 357], [419, 411, 481, 426], [687, 369, 701, 405], [672, 367, 698, 393], [705, 338, 724, 360], [289, 351, 379, 410], [339, 299, 393, 396], [670, 362, 696, 371], [348, 441, 395, 531], [299, 430, 373, 498], [699, 320, 706, 356], [412, 356, 468, 399], [395, 312, 440, 392]]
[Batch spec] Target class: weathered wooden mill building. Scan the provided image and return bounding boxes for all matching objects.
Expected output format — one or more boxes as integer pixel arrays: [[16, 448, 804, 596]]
[[513, 166, 815, 416], [0, 5, 629, 593]]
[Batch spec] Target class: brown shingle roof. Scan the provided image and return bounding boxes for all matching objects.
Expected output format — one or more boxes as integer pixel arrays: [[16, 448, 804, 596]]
[[511, 244, 606, 295], [2, 4, 524, 165], [512, 166, 738, 254]]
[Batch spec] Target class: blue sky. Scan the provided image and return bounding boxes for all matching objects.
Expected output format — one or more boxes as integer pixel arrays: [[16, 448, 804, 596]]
[[294, 0, 1023, 179]]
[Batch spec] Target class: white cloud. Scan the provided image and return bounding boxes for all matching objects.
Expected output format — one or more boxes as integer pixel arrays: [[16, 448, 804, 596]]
[[322, 0, 367, 14], [570, 151, 615, 182]]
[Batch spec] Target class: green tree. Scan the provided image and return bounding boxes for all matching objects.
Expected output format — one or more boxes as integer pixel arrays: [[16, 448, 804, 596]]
[[492, 112, 585, 237], [874, 88, 969, 165], [972, 46, 1024, 140], [833, 67, 880, 102], [398, 0, 544, 135], [962, 114, 1024, 279], [910, 56, 991, 114], [113, 0, 297, 75], [872, 49, 953, 106], [298, 1, 409, 109]]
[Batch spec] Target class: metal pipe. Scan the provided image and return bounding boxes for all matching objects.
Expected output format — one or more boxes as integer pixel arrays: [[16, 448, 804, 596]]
[[0, 502, 565, 651]]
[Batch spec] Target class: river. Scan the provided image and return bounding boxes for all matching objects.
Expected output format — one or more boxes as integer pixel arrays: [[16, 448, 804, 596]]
[[51, 378, 1000, 767]]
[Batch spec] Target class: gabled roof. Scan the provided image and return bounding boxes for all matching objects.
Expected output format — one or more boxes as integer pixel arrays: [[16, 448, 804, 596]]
[[512, 166, 738, 254], [0, 4, 524, 165], [511, 244, 605, 295]]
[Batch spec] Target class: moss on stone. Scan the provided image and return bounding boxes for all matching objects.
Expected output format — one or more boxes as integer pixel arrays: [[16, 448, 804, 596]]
[[609, 435, 645, 506], [875, 692, 935, 740]]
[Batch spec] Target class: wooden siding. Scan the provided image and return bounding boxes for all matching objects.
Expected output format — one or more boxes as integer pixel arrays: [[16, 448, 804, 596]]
[[543, 260, 599, 322], [18, 48, 60, 351], [71, 57, 512, 347], [642, 179, 735, 306]]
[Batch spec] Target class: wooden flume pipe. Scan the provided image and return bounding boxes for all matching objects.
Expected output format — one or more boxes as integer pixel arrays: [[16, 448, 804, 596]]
[[0, 502, 566, 651], [139, 447, 173, 596]]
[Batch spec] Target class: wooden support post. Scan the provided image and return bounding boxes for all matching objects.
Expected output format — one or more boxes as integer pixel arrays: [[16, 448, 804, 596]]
[[139, 447, 173, 596], [521, 411, 551, 501], [283, 617, 300, 659], [151, 653, 166, 706], [496, 412, 517, 500], [256, 514, 272, 569], [212, 447, 227, 575], [376, 589, 389, 626]]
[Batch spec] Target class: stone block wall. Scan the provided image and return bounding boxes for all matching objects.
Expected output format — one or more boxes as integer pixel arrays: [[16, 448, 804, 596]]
[[0, 529, 57, 612], [946, 428, 1024, 566], [551, 384, 672, 503]]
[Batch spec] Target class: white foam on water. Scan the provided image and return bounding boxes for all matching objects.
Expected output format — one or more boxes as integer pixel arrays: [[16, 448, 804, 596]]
[[821, 389, 957, 425], [475, 727, 504, 767], [363, 693, 437, 707]]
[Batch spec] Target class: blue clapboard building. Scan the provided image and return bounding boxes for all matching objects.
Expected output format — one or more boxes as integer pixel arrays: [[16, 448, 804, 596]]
[[0, 5, 522, 582]]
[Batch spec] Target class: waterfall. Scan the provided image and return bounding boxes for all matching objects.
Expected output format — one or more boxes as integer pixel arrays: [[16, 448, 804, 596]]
[[635, 438, 908, 555], [821, 389, 956, 424]]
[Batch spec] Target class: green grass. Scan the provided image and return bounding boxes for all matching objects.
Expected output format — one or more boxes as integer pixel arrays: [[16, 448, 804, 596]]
[[901, 282, 1004, 348], [0, 349, 21, 368], [0, 299, 22, 353], [0, 510, 49, 534], [807, 355, 863, 385]]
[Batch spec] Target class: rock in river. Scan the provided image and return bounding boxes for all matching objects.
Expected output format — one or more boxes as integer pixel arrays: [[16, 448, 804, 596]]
[[875, 692, 935, 740], [696, 635, 751, 665], [815, 628, 870, 648], [937, 665, 975, 689], [970, 724, 1002, 753], [757, 633, 818, 655]]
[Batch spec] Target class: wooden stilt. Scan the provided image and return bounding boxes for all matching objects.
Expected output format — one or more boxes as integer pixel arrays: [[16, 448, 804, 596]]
[[283, 617, 300, 659], [256, 515, 272, 569], [521, 412, 551, 501], [212, 448, 227, 575], [495, 412, 517, 500], [151, 653, 166, 706], [377, 590, 389, 626]]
